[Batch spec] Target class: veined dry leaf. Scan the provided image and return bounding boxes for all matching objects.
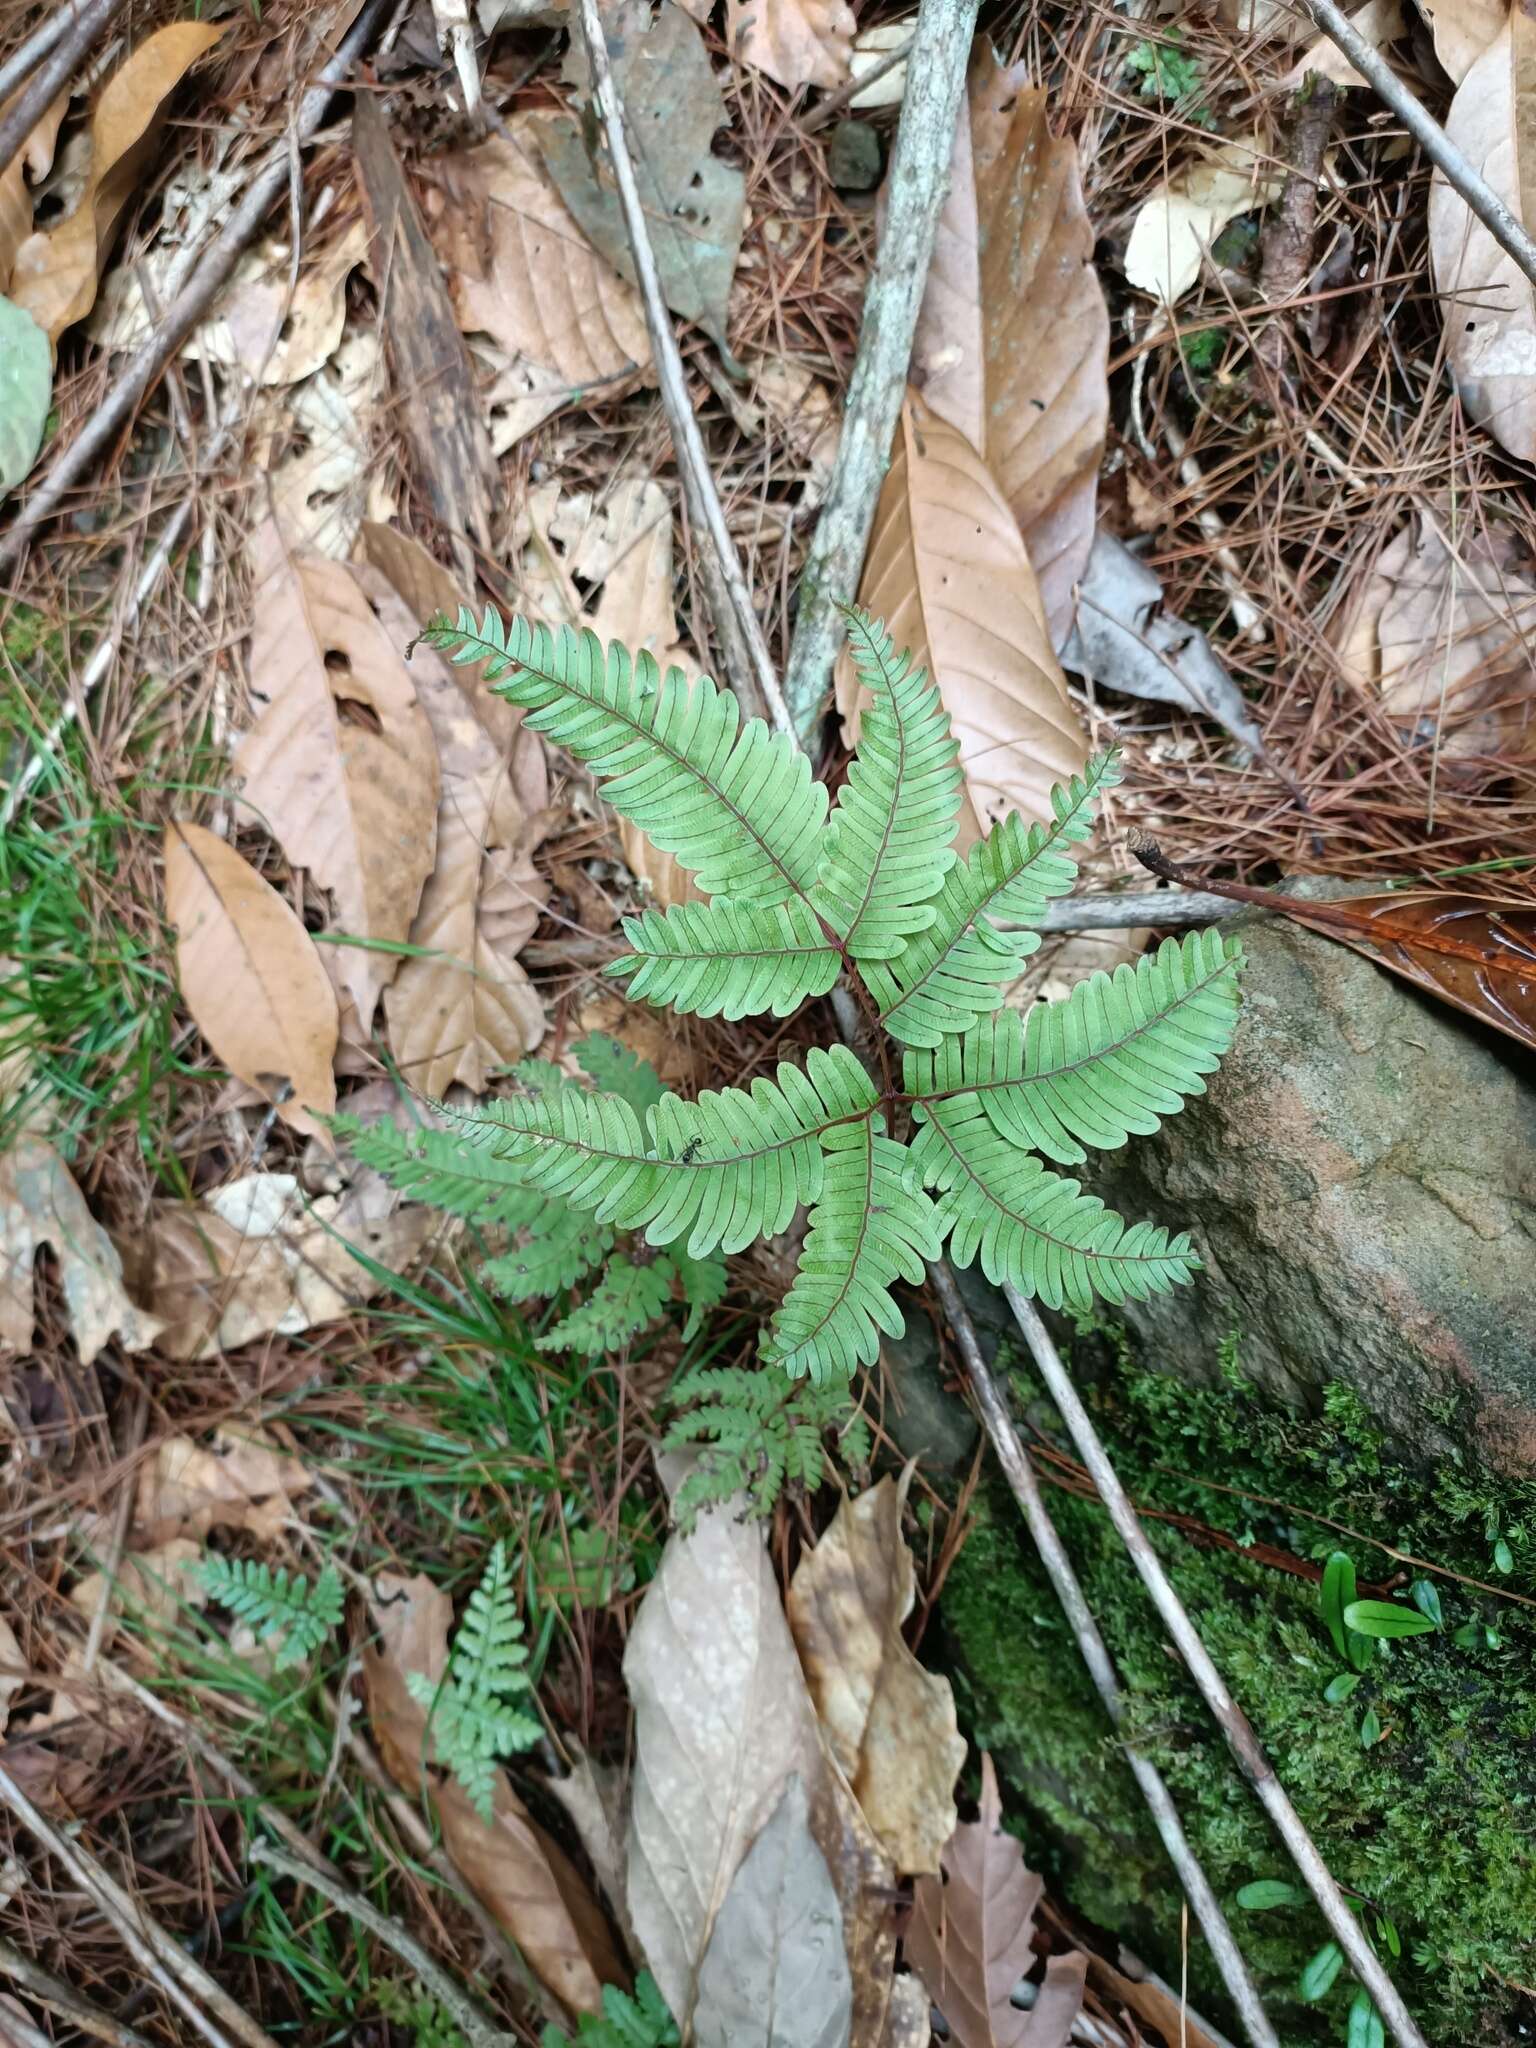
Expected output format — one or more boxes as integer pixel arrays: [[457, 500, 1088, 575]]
[[237, 519, 439, 1033], [134, 1426, 313, 1547], [364, 1572, 621, 2015], [726, 0, 855, 91], [425, 116, 652, 457], [9, 22, 227, 342], [844, 391, 1088, 847], [164, 822, 339, 1139], [625, 1458, 826, 2027], [1429, 14, 1536, 463], [694, 1775, 853, 2048], [0, 1136, 159, 1364], [1123, 134, 1283, 305], [1280, 0, 1406, 90], [906, 1756, 1084, 2048], [914, 48, 1109, 645], [1418, 0, 1506, 83], [540, 5, 745, 355], [0, 87, 67, 292], [786, 1475, 965, 1876]]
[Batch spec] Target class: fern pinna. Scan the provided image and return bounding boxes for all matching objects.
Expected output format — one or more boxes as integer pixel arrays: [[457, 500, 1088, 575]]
[[411, 604, 1242, 1389]]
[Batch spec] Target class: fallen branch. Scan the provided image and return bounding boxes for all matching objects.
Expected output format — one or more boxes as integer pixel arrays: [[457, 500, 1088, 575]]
[[0, 1937, 161, 2048], [0, 3, 81, 107], [1002, 1288, 1429, 2048], [0, 0, 128, 188], [928, 1265, 1281, 2048], [781, 0, 981, 740]]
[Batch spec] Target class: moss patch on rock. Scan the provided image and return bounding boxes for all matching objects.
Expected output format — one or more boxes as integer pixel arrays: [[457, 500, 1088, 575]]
[[940, 1329, 1536, 2045]]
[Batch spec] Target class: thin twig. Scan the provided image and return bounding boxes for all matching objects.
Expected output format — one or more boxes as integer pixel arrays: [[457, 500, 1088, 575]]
[[80, 1392, 147, 1678], [0, 1, 81, 107], [1300, 0, 1536, 289], [782, 0, 981, 740], [928, 1265, 1281, 2048], [0, 0, 128, 187], [249, 1840, 517, 2048], [573, 0, 789, 732], [1002, 1288, 1429, 2048], [800, 35, 915, 136], [0, 1937, 161, 2048]]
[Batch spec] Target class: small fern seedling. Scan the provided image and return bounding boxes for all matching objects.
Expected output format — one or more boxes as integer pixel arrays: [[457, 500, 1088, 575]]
[[408, 1541, 540, 1819], [413, 603, 1243, 1390], [197, 1557, 344, 1669], [665, 1367, 871, 1526], [541, 1972, 679, 2048]]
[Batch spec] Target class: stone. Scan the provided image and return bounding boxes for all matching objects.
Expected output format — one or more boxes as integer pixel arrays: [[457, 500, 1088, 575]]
[[1088, 891, 1536, 1475]]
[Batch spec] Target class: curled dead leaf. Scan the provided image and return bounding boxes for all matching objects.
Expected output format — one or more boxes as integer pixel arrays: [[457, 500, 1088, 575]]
[[1123, 134, 1283, 306], [0, 1136, 160, 1365], [133, 1426, 314, 1547], [0, 86, 67, 293]]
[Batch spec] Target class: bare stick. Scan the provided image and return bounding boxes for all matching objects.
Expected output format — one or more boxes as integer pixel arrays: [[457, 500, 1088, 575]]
[[0, 2, 83, 108], [249, 1840, 517, 2048], [0, 0, 393, 574], [0, 0, 127, 186], [0, 1937, 161, 2048], [928, 1265, 1281, 2048], [781, 0, 980, 740], [1300, 0, 1536, 289], [800, 35, 915, 135], [1002, 1288, 1428, 2048], [573, 0, 789, 733]]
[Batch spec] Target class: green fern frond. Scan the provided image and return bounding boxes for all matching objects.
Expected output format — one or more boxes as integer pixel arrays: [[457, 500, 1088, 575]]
[[536, 1255, 675, 1355], [866, 752, 1122, 1047], [481, 1208, 614, 1303], [673, 1245, 728, 1338], [541, 1974, 678, 2048], [666, 1367, 865, 1523], [608, 897, 841, 1020], [426, 609, 828, 907], [814, 608, 961, 960], [491, 1045, 875, 1257], [407, 1540, 539, 1821], [337, 1114, 543, 1233], [910, 1098, 1198, 1311], [763, 1118, 943, 1381], [573, 1032, 666, 1115], [197, 1556, 343, 1669], [905, 930, 1244, 1165]]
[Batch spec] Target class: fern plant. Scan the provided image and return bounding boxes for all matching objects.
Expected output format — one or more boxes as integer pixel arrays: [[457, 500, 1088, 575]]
[[408, 1540, 541, 1818], [412, 603, 1242, 1388], [665, 1368, 871, 1526], [542, 1973, 678, 2048], [197, 1557, 344, 1669]]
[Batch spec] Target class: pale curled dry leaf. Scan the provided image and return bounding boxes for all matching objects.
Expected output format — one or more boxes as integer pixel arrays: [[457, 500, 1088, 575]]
[[914, 48, 1109, 645], [164, 822, 340, 1140], [624, 1457, 826, 2027], [726, 0, 855, 91], [1418, 0, 1506, 84], [844, 391, 1088, 847], [364, 1573, 621, 2015], [694, 1774, 853, 2048], [0, 86, 66, 292], [905, 1756, 1084, 2048], [8, 22, 228, 342], [1123, 134, 1284, 306], [1429, 12, 1536, 464], [237, 518, 439, 1033], [786, 1475, 965, 1876], [133, 1426, 314, 1547], [0, 1136, 160, 1365]]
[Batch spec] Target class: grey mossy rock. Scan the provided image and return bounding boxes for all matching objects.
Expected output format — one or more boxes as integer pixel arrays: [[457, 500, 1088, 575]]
[[1086, 887, 1536, 1475]]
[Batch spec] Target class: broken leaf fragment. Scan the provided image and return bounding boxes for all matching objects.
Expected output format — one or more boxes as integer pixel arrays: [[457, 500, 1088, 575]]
[[133, 1426, 314, 1547], [1123, 134, 1282, 305], [726, 0, 855, 91], [0, 1136, 159, 1364]]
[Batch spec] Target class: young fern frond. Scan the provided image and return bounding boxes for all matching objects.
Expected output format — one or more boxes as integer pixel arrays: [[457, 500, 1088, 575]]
[[536, 1255, 676, 1355], [813, 609, 962, 960], [609, 898, 840, 1020], [425, 610, 828, 907], [407, 1540, 539, 1820], [541, 1973, 679, 2048], [481, 1209, 614, 1304], [197, 1557, 343, 1669], [665, 1368, 869, 1524], [339, 1114, 544, 1233]]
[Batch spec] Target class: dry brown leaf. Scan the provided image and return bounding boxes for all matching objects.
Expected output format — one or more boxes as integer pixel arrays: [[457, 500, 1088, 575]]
[[0, 88, 67, 293], [9, 22, 227, 342], [844, 391, 1088, 847], [813, 1746, 901, 2048], [1123, 133, 1283, 306], [164, 821, 339, 1140], [625, 1457, 826, 2028], [424, 116, 652, 455], [914, 49, 1108, 644], [267, 328, 396, 557], [66, 1540, 207, 1645], [1429, 12, 1536, 463], [0, 1136, 160, 1364], [363, 1573, 621, 2016], [134, 1426, 314, 1547], [1418, 0, 1506, 83], [906, 1755, 1084, 2048], [725, 0, 855, 90], [236, 518, 439, 1032], [787, 1476, 965, 1876]]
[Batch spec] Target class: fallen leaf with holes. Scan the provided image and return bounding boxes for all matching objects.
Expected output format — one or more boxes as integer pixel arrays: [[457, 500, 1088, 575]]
[[0, 1137, 160, 1364], [913, 45, 1109, 645], [268, 328, 395, 556], [726, 0, 855, 91], [363, 1572, 623, 2016], [1335, 512, 1536, 762], [0, 87, 66, 291], [625, 1455, 826, 2027], [1418, 0, 1505, 83], [1123, 133, 1283, 306], [237, 519, 439, 1034], [133, 1426, 313, 1547], [787, 1474, 965, 1876], [844, 390, 1088, 847], [1431, 18, 1536, 464], [906, 1755, 1085, 2048], [694, 1774, 853, 2048], [164, 822, 339, 1140], [540, 5, 744, 355], [8, 22, 227, 342]]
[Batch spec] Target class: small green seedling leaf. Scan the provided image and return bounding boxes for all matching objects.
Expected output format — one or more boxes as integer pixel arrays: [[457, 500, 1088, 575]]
[[1343, 1599, 1436, 1639], [1375, 1913, 1401, 1959], [1409, 1580, 1443, 1627], [1348, 1989, 1386, 2048], [1359, 1705, 1383, 1748], [1493, 1537, 1514, 1573], [1320, 1551, 1356, 1662], [1323, 1671, 1361, 1704], [1300, 1942, 1344, 2002], [1236, 1879, 1306, 1911]]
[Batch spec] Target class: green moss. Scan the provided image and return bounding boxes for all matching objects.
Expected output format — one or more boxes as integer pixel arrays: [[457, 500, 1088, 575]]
[[941, 1337, 1536, 2045]]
